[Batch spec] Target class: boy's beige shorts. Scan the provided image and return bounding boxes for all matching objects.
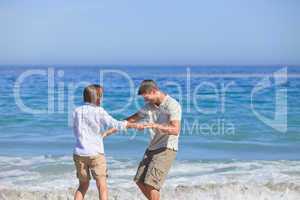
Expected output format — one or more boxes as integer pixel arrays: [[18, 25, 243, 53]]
[[134, 148, 177, 190], [73, 154, 108, 181]]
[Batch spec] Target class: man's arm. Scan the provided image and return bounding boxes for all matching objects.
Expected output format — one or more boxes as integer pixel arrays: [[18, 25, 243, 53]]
[[146, 120, 181, 136], [126, 112, 143, 123]]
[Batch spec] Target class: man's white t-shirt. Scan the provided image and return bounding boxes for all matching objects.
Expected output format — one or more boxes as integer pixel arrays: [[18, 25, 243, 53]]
[[138, 95, 182, 151]]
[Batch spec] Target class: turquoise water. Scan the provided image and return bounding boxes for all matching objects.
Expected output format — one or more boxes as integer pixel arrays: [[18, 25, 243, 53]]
[[0, 66, 300, 197], [0, 66, 299, 160]]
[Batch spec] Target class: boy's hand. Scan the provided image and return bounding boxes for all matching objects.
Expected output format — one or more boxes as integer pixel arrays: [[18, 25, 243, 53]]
[[127, 122, 147, 131], [101, 131, 108, 138], [127, 122, 158, 131]]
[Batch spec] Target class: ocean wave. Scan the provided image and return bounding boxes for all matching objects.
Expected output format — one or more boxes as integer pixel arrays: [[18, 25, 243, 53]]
[[0, 155, 300, 199]]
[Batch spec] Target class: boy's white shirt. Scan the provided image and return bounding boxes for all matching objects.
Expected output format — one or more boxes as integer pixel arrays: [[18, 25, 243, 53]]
[[72, 103, 127, 156]]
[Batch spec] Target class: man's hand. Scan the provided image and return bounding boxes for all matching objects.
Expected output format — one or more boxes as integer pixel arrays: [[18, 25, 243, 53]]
[[143, 121, 181, 136], [143, 123, 158, 129], [135, 123, 145, 131], [127, 122, 146, 131]]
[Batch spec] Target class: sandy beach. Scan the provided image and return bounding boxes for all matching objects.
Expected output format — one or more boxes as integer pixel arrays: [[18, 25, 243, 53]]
[[1, 183, 300, 200]]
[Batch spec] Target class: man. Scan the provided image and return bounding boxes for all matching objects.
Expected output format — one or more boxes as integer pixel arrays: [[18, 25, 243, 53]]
[[127, 80, 182, 200]]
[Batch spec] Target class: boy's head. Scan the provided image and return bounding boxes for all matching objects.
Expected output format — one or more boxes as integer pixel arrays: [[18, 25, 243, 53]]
[[83, 84, 103, 106], [138, 80, 160, 104]]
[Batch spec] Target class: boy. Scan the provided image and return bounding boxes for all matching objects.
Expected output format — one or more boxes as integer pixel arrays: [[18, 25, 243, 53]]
[[72, 84, 144, 200]]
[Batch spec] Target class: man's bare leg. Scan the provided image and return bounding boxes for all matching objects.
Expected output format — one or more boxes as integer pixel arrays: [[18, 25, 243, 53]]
[[96, 176, 108, 200], [144, 184, 160, 200], [74, 180, 89, 200], [136, 182, 160, 200], [136, 181, 151, 199]]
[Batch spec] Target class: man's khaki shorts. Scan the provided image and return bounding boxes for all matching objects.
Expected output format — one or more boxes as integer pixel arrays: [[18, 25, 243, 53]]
[[134, 148, 177, 190], [73, 154, 107, 181]]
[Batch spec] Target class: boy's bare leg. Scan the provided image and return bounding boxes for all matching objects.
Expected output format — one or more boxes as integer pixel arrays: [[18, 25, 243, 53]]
[[74, 180, 89, 200], [96, 176, 108, 200]]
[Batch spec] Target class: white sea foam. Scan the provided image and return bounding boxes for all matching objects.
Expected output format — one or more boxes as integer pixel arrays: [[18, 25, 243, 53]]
[[0, 184, 299, 200], [0, 156, 299, 199]]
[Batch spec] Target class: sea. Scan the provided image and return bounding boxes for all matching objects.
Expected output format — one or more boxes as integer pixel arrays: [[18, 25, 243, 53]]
[[0, 66, 299, 199]]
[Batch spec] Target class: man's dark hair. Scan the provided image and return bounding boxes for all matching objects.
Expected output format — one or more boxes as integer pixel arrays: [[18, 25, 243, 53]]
[[138, 80, 159, 95], [83, 84, 103, 105]]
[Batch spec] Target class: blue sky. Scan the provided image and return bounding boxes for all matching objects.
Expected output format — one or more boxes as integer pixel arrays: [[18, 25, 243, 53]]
[[0, 0, 299, 66]]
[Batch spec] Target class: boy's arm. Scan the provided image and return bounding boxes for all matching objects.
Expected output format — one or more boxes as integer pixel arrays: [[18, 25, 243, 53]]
[[127, 122, 145, 129], [101, 128, 118, 138], [99, 108, 128, 131]]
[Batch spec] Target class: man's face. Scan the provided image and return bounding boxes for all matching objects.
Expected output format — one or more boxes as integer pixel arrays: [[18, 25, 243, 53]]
[[141, 90, 157, 104]]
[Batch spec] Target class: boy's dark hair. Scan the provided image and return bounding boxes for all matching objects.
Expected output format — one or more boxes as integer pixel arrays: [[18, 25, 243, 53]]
[[138, 80, 159, 95], [83, 84, 103, 105]]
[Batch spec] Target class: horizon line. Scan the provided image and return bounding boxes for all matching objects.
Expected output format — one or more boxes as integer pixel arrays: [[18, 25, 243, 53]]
[[0, 64, 299, 68]]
